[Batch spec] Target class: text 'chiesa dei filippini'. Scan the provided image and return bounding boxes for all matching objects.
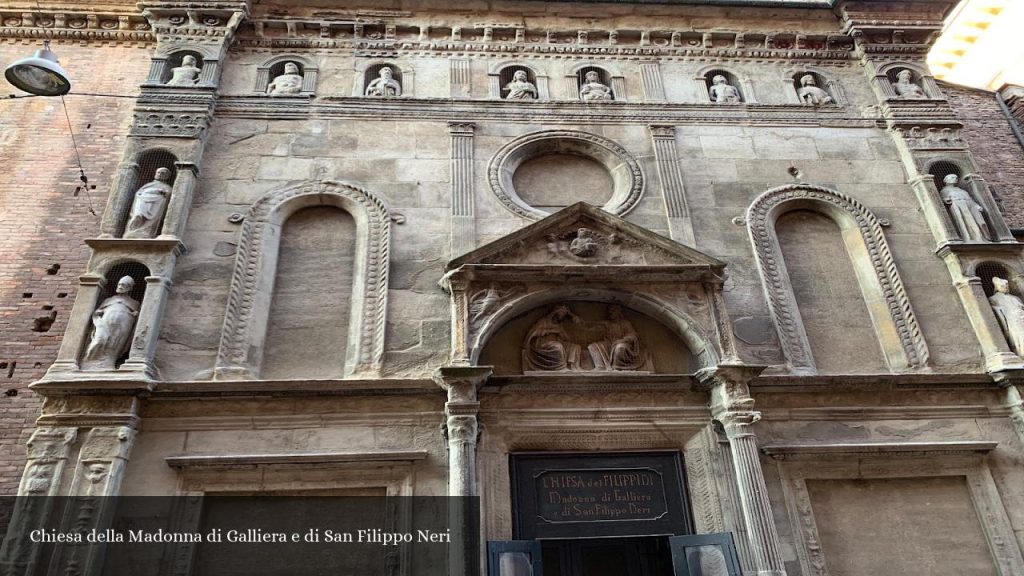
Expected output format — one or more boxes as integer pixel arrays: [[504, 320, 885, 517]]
[[3, 0, 1024, 575]]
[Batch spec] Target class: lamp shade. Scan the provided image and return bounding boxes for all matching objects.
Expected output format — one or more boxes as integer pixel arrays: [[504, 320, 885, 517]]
[[4, 42, 71, 96]]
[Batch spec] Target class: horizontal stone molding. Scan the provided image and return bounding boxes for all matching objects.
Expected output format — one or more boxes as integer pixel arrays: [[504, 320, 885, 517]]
[[166, 450, 429, 469], [761, 441, 998, 460]]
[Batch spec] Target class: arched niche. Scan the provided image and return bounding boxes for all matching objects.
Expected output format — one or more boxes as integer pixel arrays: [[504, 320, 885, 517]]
[[256, 54, 318, 95], [114, 149, 179, 238], [80, 261, 150, 371], [488, 61, 548, 100], [214, 180, 391, 380], [875, 62, 942, 100], [352, 60, 414, 97], [568, 63, 623, 101], [746, 184, 929, 373], [470, 288, 719, 371], [785, 68, 844, 106], [145, 45, 219, 87], [695, 65, 753, 104]]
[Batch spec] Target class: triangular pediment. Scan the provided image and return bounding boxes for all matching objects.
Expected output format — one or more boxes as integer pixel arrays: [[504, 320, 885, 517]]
[[448, 203, 724, 270]]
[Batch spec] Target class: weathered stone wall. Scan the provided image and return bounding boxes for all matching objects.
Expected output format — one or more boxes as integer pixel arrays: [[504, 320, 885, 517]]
[[0, 41, 150, 493]]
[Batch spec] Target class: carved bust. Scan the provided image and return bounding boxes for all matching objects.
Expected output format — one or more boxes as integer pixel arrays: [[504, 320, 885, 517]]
[[709, 74, 742, 103], [365, 66, 402, 97], [82, 276, 140, 371], [989, 277, 1024, 356], [579, 71, 612, 101], [267, 62, 304, 96], [892, 70, 927, 99], [523, 305, 582, 371], [166, 55, 200, 87], [124, 167, 172, 239], [504, 70, 537, 100], [940, 174, 990, 241], [797, 74, 833, 106]]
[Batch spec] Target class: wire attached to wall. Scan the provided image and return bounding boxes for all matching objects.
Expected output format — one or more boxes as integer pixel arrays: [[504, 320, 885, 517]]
[[59, 95, 97, 217]]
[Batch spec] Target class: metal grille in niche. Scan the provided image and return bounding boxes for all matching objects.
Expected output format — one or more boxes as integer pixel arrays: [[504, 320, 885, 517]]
[[99, 262, 149, 366], [928, 160, 962, 191], [120, 150, 177, 236], [365, 63, 400, 87], [499, 66, 536, 98], [163, 51, 202, 84], [977, 262, 1011, 297], [577, 66, 613, 99]]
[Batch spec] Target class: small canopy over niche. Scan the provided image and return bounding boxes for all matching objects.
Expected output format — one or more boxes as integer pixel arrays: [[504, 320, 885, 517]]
[[480, 301, 695, 375]]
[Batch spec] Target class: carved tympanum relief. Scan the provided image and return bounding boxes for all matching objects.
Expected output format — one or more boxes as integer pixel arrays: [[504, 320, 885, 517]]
[[892, 69, 927, 99], [124, 167, 171, 239], [579, 70, 613, 101], [82, 276, 139, 371], [797, 74, 833, 106], [522, 304, 652, 373], [267, 62, 303, 95], [365, 66, 401, 97], [940, 174, 991, 242], [166, 54, 200, 87], [709, 75, 742, 103], [504, 70, 537, 100], [989, 277, 1024, 356]]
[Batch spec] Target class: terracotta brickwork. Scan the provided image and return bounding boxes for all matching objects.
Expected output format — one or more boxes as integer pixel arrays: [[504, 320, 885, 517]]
[[0, 41, 150, 493], [942, 81, 1024, 228]]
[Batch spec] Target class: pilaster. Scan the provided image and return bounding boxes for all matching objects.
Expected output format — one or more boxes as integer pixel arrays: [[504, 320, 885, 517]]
[[648, 125, 696, 246], [449, 122, 477, 257]]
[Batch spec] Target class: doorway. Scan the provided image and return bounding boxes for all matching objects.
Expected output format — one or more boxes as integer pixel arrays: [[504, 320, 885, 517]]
[[541, 536, 673, 576]]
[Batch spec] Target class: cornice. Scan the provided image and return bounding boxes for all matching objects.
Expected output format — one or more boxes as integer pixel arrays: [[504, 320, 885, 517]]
[[0, 9, 153, 43], [761, 440, 997, 460]]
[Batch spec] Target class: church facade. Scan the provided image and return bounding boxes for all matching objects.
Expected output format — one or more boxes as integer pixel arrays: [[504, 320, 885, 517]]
[[2, 0, 1024, 575]]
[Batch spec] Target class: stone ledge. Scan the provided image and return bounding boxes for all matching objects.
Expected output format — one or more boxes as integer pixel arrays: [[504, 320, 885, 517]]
[[153, 378, 440, 397], [165, 450, 429, 469], [761, 440, 998, 460]]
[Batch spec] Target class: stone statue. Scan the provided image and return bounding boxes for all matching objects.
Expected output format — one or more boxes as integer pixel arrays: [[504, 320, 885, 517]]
[[504, 70, 537, 100], [892, 70, 926, 99], [569, 228, 600, 258], [940, 174, 990, 241], [267, 62, 304, 96], [523, 305, 583, 371], [166, 55, 201, 87], [709, 74, 742, 103], [124, 167, 172, 239], [365, 66, 401, 97], [587, 305, 649, 371], [797, 74, 833, 106], [990, 277, 1024, 356], [82, 276, 140, 371], [579, 71, 612, 101]]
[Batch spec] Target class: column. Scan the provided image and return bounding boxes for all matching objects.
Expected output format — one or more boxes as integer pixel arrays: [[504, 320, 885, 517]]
[[697, 364, 787, 576], [159, 161, 199, 239], [909, 174, 959, 247], [121, 276, 173, 377], [435, 366, 492, 576], [1008, 385, 1024, 446], [449, 123, 476, 257], [964, 174, 1014, 241], [640, 63, 665, 101], [44, 275, 106, 377], [648, 126, 696, 245], [99, 161, 140, 237], [450, 59, 471, 98]]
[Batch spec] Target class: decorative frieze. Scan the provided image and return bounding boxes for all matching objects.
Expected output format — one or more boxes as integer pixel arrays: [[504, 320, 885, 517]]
[[129, 111, 210, 138], [0, 9, 153, 42]]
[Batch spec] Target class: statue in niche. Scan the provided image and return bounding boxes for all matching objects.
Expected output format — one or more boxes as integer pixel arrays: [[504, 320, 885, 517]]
[[504, 69, 537, 100], [81, 276, 139, 371], [709, 74, 742, 103], [124, 167, 172, 239], [989, 277, 1024, 356], [587, 305, 650, 371], [166, 55, 200, 87], [365, 66, 401, 97], [940, 174, 990, 241], [579, 71, 613, 101], [797, 74, 833, 106], [892, 70, 927, 99], [266, 62, 304, 96], [523, 305, 583, 371]]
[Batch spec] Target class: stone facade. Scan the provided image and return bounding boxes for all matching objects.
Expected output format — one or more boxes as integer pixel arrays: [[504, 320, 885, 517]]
[[3, 0, 1024, 575]]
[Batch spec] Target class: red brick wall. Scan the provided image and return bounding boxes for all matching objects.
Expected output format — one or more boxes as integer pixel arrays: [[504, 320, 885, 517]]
[[0, 40, 151, 493], [942, 81, 1024, 228]]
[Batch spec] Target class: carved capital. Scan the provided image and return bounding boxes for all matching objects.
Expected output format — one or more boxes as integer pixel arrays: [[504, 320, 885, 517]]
[[434, 365, 492, 403], [446, 414, 479, 445], [648, 125, 676, 139], [447, 122, 476, 136], [695, 363, 766, 393]]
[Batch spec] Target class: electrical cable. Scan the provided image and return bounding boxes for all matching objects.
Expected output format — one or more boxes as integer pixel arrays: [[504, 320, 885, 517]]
[[59, 94, 97, 217]]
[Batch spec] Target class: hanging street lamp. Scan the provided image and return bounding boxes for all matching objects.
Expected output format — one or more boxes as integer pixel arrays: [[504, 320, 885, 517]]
[[4, 40, 71, 96]]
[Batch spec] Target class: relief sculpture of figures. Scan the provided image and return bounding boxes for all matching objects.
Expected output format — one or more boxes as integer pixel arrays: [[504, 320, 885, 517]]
[[124, 167, 172, 239], [892, 70, 927, 99], [940, 174, 990, 241], [267, 62, 303, 96], [797, 74, 833, 106], [709, 75, 742, 103], [989, 277, 1024, 356], [523, 305, 583, 371], [165, 55, 200, 87], [579, 71, 612, 101], [504, 70, 537, 100], [587, 305, 651, 371], [365, 66, 402, 97], [81, 276, 140, 371]]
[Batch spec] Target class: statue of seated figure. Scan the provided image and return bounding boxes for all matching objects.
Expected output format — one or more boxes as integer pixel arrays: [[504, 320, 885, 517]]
[[365, 66, 402, 97], [797, 74, 833, 106], [579, 71, 612, 101], [267, 62, 304, 96]]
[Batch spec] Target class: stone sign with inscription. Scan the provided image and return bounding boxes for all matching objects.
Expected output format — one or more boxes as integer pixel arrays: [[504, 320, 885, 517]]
[[511, 452, 690, 539]]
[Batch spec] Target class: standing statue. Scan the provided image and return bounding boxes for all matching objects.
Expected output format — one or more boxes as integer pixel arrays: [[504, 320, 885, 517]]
[[892, 70, 927, 99], [82, 276, 140, 371], [504, 70, 537, 100], [797, 74, 833, 106], [579, 71, 613, 101], [124, 167, 172, 239], [709, 75, 742, 103], [166, 55, 200, 87], [588, 305, 649, 371], [365, 66, 402, 97], [266, 62, 304, 96], [940, 174, 990, 241], [989, 277, 1024, 356], [523, 305, 582, 371]]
